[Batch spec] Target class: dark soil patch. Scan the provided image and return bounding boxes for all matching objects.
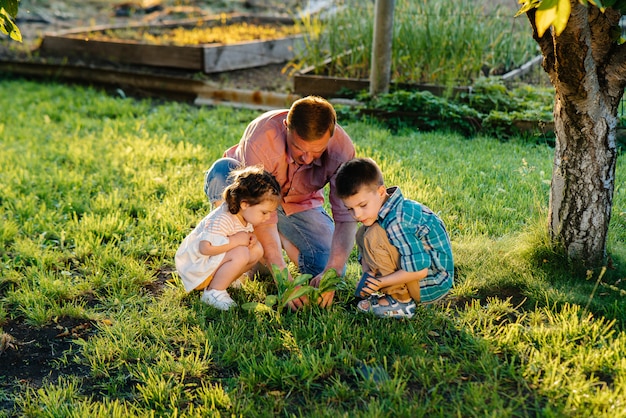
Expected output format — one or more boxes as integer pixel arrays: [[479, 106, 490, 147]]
[[0, 270, 174, 414], [145, 266, 177, 297], [0, 317, 94, 411]]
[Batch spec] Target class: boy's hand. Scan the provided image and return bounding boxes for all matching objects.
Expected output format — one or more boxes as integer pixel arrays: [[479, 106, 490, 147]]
[[360, 272, 381, 297]]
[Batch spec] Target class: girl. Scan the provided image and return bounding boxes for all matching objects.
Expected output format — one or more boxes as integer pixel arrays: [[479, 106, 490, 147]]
[[176, 166, 281, 310]]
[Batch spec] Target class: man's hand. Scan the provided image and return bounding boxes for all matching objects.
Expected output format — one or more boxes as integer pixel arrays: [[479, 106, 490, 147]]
[[287, 286, 308, 311], [317, 290, 335, 308], [310, 273, 335, 308]]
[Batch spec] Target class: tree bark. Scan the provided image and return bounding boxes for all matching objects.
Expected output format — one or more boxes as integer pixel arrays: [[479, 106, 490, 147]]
[[526, 2, 626, 266]]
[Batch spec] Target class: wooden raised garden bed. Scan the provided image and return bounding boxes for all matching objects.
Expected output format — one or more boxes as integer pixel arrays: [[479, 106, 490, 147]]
[[38, 14, 303, 73], [293, 61, 471, 99]]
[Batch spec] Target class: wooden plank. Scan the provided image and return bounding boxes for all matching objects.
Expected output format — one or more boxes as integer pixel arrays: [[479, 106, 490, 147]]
[[293, 73, 471, 98], [203, 36, 302, 73], [39, 35, 204, 70], [195, 89, 301, 110], [0, 60, 208, 103], [293, 74, 369, 98], [0, 59, 302, 108]]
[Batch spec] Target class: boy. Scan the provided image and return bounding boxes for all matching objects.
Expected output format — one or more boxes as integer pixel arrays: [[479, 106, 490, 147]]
[[335, 158, 454, 319]]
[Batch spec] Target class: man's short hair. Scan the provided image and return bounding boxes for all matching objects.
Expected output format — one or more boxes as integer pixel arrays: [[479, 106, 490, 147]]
[[336, 157, 384, 198], [286, 96, 336, 140]]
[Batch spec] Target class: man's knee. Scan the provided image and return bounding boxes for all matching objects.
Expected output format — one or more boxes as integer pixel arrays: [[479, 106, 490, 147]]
[[204, 158, 240, 204]]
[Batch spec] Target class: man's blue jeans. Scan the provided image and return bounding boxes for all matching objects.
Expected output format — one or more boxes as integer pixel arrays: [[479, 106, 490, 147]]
[[204, 157, 333, 276]]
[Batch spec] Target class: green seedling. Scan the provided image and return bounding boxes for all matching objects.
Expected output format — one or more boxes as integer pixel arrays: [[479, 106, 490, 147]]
[[309, 268, 344, 303], [242, 266, 343, 315], [242, 265, 313, 315]]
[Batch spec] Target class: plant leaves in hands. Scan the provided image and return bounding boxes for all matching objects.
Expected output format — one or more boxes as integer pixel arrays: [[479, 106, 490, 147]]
[[318, 269, 343, 293]]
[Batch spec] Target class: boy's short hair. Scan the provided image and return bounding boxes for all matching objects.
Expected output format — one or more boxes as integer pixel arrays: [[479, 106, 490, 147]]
[[336, 157, 384, 198]]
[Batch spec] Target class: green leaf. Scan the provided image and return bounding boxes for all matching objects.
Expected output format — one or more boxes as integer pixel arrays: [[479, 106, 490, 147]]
[[241, 302, 274, 313], [553, 0, 571, 35], [530, 0, 571, 37], [265, 295, 278, 307], [0, 0, 19, 17], [535, 0, 558, 37], [586, 0, 606, 10], [516, 0, 543, 16], [271, 265, 290, 286], [292, 273, 312, 287], [318, 268, 343, 293], [283, 286, 312, 305]]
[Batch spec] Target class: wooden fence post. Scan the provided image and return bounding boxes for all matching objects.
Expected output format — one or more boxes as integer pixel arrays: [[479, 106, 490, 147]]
[[370, 0, 395, 96]]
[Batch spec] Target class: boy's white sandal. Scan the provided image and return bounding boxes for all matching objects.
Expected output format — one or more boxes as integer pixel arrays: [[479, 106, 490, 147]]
[[357, 295, 416, 319], [201, 289, 237, 311]]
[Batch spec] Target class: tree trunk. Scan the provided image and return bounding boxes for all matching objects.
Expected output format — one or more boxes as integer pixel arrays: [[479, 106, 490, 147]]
[[527, 2, 625, 266], [550, 92, 617, 265]]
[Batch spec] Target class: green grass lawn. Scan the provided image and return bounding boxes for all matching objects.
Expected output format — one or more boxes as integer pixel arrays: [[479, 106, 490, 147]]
[[1, 77, 626, 417]]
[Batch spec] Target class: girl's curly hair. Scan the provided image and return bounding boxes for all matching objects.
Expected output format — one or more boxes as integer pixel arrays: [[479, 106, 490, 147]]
[[223, 165, 281, 214]]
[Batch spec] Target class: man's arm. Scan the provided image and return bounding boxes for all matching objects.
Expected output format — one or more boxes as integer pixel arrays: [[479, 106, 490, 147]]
[[253, 222, 307, 310], [313, 220, 358, 307], [253, 222, 287, 271], [326, 220, 357, 274]]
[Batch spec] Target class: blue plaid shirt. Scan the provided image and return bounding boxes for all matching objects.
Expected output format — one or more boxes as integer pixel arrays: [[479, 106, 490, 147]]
[[378, 187, 454, 303]]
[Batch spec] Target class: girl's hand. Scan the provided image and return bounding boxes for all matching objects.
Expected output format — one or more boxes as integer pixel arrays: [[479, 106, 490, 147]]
[[360, 272, 382, 297], [230, 231, 252, 247], [248, 233, 258, 247]]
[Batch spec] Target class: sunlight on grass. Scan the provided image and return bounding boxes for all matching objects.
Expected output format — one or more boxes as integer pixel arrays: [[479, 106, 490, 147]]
[[0, 77, 625, 417]]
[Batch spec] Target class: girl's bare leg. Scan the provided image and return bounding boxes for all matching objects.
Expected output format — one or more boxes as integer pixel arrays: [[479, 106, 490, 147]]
[[209, 242, 263, 290]]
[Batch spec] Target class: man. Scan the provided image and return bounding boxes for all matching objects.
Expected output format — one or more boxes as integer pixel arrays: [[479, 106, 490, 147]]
[[204, 96, 357, 308]]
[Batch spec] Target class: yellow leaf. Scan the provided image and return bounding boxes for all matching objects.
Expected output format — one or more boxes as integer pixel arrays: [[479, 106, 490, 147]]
[[535, 3, 557, 37], [534, 0, 571, 37], [553, 0, 571, 36]]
